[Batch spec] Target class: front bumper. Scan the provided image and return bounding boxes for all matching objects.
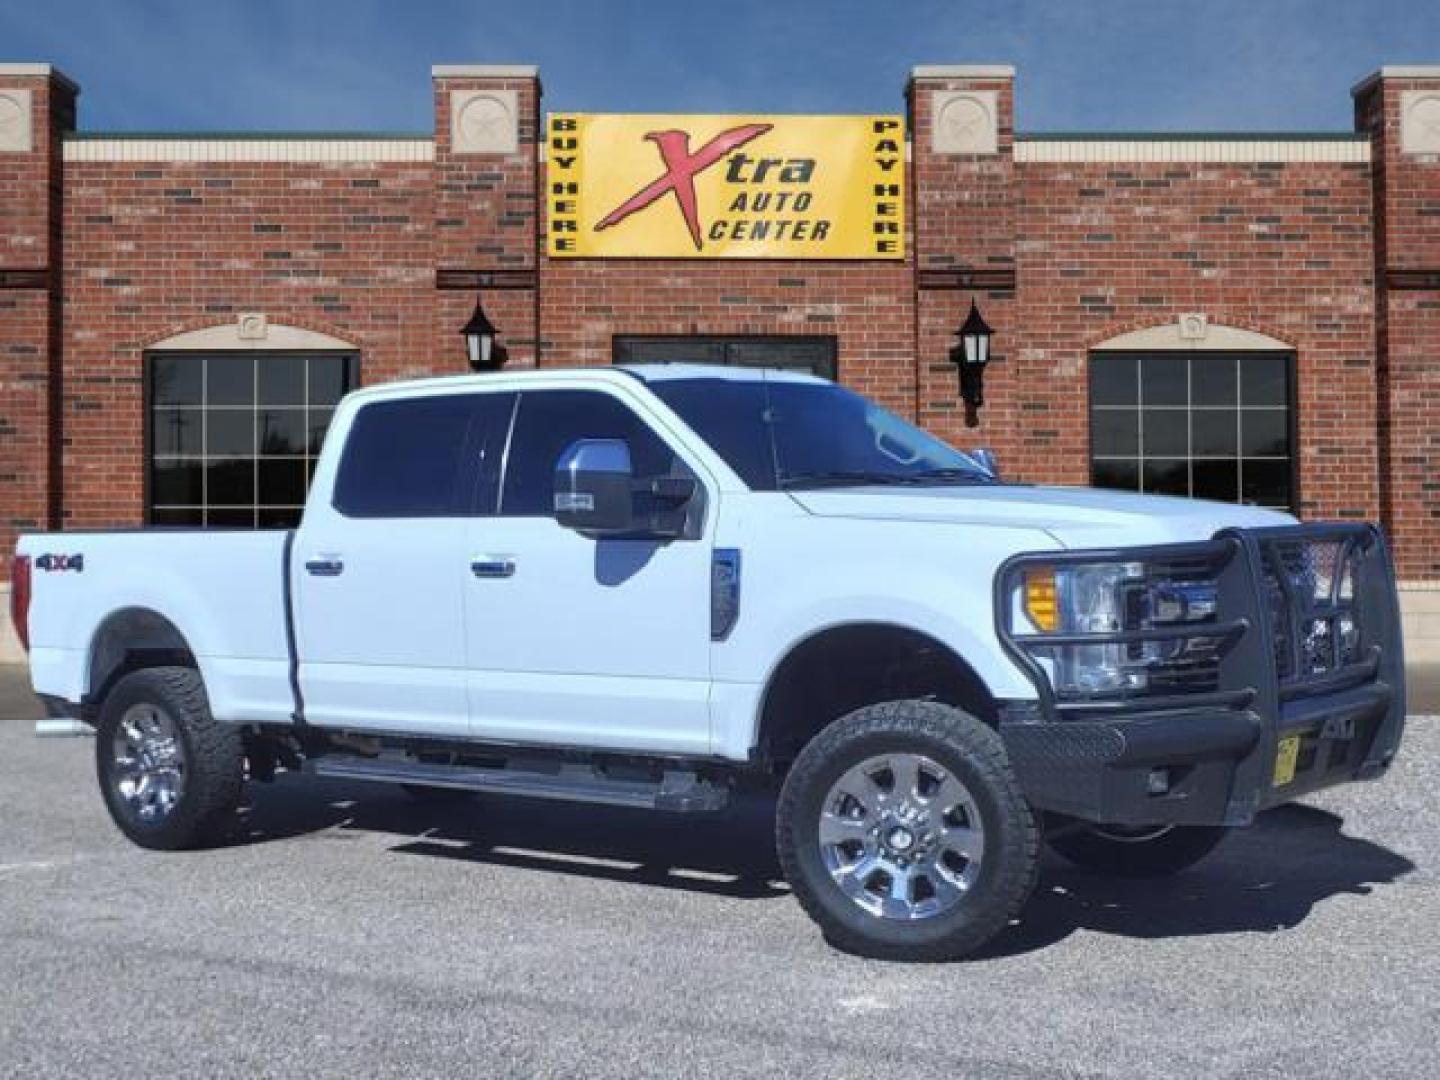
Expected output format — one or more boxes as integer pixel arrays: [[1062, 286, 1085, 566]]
[[996, 524, 1406, 828]]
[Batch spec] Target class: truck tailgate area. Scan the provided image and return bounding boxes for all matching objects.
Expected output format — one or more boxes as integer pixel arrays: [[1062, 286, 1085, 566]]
[[18, 529, 294, 725]]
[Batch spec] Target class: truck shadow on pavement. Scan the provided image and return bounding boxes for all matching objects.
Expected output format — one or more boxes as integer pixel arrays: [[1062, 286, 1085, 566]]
[[975, 803, 1416, 959], [240, 777, 792, 900], [240, 780, 1414, 952]]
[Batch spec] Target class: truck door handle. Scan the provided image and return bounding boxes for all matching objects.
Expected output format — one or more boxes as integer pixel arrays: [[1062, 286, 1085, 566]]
[[305, 556, 345, 577], [470, 556, 516, 579]]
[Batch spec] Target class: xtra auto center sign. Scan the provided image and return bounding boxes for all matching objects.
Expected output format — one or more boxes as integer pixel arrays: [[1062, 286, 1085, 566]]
[[546, 114, 905, 260]]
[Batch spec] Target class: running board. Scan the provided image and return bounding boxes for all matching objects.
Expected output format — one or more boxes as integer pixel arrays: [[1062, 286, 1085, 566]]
[[34, 718, 93, 738], [306, 755, 729, 813]]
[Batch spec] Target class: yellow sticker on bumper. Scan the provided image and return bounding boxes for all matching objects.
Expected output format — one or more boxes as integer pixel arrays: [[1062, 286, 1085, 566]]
[[1273, 735, 1301, 787]]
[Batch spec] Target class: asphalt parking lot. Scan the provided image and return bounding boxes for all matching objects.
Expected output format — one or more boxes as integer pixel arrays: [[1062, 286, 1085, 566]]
[[2, 666, 1437, 1079]]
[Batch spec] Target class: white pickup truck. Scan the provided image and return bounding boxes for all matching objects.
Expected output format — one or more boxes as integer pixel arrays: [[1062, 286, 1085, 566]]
[[12, 364, 1406, 959]]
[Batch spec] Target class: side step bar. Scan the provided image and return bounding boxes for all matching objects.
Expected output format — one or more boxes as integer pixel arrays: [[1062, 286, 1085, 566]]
[[306, 755, 729, 813], [35, 718, 93, 738]]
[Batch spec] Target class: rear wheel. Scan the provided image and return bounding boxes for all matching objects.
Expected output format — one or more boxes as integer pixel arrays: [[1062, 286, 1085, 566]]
[[95, 667, 244, 850], [1046, 823, 1228, 877], [776, 700, 1038, 961]]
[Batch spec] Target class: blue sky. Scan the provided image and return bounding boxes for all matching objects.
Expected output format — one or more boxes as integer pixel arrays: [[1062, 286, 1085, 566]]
[[3, 0, 1437, 133]]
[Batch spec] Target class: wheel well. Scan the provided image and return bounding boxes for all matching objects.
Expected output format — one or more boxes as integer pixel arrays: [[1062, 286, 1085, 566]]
[[87, 608, 197, 711], [756, 623, 998, 770]]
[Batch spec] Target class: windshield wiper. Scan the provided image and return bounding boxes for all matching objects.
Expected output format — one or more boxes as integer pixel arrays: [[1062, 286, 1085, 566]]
[[909, 467, 996, 485], [778, 471, 920, 489], [779, 467, 996, 490]]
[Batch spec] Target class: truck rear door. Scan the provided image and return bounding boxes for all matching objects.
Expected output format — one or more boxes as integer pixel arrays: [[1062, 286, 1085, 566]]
[[293, 389, 513, 736]]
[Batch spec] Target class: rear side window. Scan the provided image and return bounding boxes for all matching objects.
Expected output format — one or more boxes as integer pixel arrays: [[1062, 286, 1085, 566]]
[[333, 394, 484, 517], [500, 390, 681, 516]]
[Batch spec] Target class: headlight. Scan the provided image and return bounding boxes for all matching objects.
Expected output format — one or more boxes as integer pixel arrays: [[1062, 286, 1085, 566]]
[[1009, 561, 1220, 698]]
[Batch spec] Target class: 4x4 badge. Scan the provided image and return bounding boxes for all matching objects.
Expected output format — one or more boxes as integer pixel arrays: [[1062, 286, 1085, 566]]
[[35, 553, 84, 572]]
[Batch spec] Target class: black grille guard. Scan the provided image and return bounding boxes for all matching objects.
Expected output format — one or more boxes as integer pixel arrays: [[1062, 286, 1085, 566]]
[[995, 522, 1406, 767]]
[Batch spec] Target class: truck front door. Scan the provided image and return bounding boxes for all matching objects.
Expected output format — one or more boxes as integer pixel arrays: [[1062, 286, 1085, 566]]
[[463, 386, 715, 755]]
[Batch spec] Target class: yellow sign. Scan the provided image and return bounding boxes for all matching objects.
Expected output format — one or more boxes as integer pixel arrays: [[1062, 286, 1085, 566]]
[[547, 113, 905, 260]]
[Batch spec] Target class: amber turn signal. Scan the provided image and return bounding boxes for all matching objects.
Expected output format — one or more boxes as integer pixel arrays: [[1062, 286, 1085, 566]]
[[1023, 567, 1059, 632]]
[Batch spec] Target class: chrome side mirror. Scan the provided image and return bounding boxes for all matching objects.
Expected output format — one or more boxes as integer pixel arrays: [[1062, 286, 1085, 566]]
[[554, 439, 636, 534]]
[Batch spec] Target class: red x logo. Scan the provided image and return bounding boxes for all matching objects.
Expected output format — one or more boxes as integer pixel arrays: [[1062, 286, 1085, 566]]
[[595, 123, 773, 251]]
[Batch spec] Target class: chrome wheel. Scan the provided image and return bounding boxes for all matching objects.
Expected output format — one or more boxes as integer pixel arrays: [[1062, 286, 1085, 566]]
[[109, 703, 187, 825], [818, 752, 984, 921]]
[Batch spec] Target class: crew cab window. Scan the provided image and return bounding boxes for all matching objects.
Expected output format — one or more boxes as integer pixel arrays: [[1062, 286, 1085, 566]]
[[500, 390, 680, 516], [333, 393, 509, 518]]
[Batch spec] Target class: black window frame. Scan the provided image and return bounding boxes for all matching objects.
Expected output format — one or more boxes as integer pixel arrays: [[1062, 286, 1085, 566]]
[[1087, 349, 1299, 512], [144, 350, 359, 529], [612, 334, 838, 381]]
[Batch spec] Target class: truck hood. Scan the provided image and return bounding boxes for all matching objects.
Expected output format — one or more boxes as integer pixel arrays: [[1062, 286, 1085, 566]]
[[789, 484, 1295, 549]]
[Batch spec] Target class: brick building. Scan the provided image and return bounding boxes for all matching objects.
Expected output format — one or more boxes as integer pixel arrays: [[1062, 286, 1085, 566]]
[[2, 61, 1439, 660]]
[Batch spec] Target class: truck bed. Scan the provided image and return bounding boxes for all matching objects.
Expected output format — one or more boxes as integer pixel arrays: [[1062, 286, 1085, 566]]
[[18, 528, 294, 725]]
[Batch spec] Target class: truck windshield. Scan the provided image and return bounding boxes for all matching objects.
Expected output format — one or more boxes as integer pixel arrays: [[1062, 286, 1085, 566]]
[[646, 376, 998, 491]]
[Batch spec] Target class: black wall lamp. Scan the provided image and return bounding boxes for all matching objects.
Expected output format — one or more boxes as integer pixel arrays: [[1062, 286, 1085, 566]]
[[949, 299, 994, 428], [461, 294, 508, 372]]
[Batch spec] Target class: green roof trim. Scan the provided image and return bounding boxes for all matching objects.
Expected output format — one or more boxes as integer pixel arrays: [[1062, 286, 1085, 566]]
[[1018, 131, 1369, 142], [66, 131, 432, 141]]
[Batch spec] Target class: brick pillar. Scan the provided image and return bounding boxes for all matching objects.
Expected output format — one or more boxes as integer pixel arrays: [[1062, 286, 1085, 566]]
[[430, 65, 541, 371], [1355, 67, 1440, 582], [1355, 66, 1440, 659], [0, 64, 76, 591], [907, 66, 1022, 463]]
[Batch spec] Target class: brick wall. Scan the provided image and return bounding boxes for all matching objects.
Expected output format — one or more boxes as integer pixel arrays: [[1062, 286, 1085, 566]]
[[1356, 71, 1440, 579], [1011, 156, 1378, 516], [0, 68, 74, 584], [910, 71, 1019, 459], [432, 70, 541, 367], [907, 72, 1379, 521], [2, 60, 1438, 594], [537, 258, 916, 415], [59, 156, 439, 527]]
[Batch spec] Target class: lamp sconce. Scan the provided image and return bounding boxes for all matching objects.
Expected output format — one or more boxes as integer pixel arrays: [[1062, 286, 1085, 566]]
[[461, 294, 508, 372], [948, 300, 994, 428]]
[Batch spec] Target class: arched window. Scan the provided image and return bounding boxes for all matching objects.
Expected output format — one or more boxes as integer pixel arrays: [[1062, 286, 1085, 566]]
[[144, 324, 359, 527], [1088, 325, 1295, 511]]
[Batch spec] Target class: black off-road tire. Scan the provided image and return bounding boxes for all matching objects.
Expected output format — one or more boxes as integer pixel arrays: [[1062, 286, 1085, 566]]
[[1046, 823, 1228, 877], [95, 666, 244, 851], [776, 700, 1039, 962]]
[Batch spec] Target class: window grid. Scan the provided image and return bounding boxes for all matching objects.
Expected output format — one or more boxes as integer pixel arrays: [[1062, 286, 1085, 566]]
[[1088, 352, 1294, 511], [147, 353, 356, 528]]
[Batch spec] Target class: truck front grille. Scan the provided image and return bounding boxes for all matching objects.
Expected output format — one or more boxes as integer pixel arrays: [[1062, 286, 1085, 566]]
[[1259, 535, 1366, 688]]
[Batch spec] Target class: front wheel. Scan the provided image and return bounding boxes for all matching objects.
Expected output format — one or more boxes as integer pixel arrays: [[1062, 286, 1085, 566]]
[[95, 666, 244, 850], [776, 700, 1039, 962], [1046, 823, 1228, 877]]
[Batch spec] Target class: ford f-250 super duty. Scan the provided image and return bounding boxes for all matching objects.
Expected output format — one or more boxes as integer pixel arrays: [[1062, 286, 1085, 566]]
[[12, 364, 1406, 960]]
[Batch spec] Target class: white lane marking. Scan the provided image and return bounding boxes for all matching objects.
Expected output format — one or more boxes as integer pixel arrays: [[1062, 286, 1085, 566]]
[[837, 994, 894, 1016]]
